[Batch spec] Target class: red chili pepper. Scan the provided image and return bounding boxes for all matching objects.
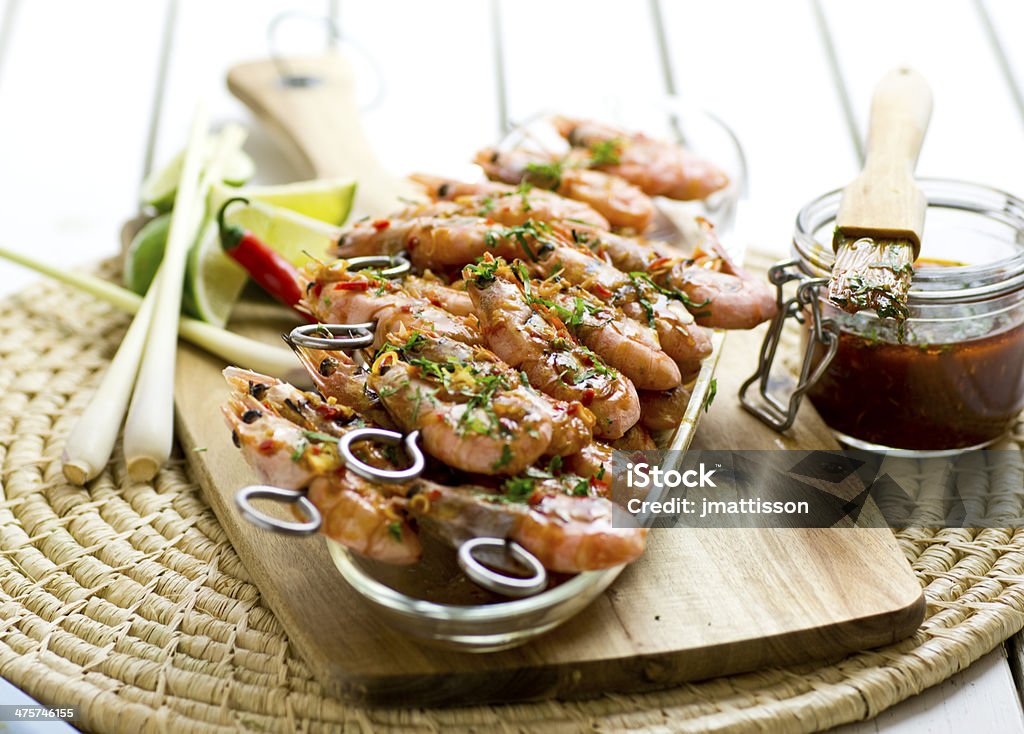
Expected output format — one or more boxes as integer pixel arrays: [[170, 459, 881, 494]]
[[257, 439, 276, 454], [333, 281, 370, 291], [372, 219, 390, 231], [218, 198, 312, 318], [592, 283, 613, 299]]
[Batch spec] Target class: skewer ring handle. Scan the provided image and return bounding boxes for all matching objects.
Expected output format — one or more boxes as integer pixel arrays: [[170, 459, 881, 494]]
[[288, 322, 376, 351], [457, 538, 548, 598], [345, 254, 411, 279], [236, 485, 322, 535], [339, 428, 425, 484]]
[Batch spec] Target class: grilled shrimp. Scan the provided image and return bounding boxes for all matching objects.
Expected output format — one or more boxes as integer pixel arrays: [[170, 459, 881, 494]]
[[285, 345, 396, 429], [475, 147, 654, 231], [576, 222, 778, 330], [334, 213, 710, 379], [401, 273, 474, 316], [411, 173, 611, 229], [385, 332, 595, 457], [639, 384, 695, 432], [224, 368, 642, 571], [223, 366, 367, 436], [539, 239, 712, 379], [369, 353, 553, 476], [464, 258, 640, 439], [223, 389, 421, 563], [409, 479, 645, 572], [536, 281, 681, 390], [552, 116, 730, 201], [302, 261, 481, 346], [610, 425, 658, 451], [563, 442, 613, 485], [334, 214, 521, 271], [307, 475, 422, 564]]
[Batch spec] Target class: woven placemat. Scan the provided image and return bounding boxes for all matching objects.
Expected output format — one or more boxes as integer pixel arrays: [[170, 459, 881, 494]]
[[1, 267, 1023, 734]]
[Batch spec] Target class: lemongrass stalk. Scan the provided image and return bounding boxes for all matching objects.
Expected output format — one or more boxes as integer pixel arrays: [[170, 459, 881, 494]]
[[123, 105, 219, 481], [0, 244, 299, 377], [62, 277, 158, 484]]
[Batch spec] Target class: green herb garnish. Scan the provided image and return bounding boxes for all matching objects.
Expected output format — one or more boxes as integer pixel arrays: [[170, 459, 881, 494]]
[[493, 444, 514, 470], [588, 138, 622, 166]]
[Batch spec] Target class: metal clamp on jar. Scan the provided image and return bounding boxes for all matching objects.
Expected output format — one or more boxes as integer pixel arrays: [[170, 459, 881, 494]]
[[741, 180, 1024, 457]]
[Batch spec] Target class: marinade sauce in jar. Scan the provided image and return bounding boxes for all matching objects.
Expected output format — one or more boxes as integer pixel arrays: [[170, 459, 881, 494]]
[[792, 180, 1024, 455]]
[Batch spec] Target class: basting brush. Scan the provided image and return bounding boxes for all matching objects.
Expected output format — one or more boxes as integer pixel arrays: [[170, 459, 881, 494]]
[[829, 67, 933, 320]]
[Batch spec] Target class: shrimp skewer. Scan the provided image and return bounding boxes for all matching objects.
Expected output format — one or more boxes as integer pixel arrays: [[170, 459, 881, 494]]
[[551, 116, 730, 202], [381, 332, 595, 458], [465, 257, 641, 439], [302, 261, 481, 346], [222, 381, 422, 564], [368, 354, 552, 476], [475, 147, 655, 231], [411, 480, 645, 573], [225, 375, 645, 572], [332, 215, 711, 379]]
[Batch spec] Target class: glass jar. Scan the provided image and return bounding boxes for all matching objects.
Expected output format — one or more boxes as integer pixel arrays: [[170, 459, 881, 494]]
[[743, 180, 1024, 457]]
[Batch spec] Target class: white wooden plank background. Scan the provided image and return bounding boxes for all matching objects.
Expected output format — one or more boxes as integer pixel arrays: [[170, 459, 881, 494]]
[[0, 1, 1022, 731]]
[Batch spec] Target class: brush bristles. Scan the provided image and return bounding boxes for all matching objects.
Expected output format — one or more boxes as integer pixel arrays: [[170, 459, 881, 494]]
[[828, 236, 915, 320]]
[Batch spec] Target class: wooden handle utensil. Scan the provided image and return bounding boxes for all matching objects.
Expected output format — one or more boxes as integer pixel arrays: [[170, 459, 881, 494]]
[[835, 67, 933, 256], [829, 67, 934, 318], [227, 54, 419, 218]]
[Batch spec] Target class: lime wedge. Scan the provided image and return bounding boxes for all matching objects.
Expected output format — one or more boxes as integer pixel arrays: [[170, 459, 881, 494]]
[[142, 138, 255, 212], [210, 178, 357, 226], [125, 213, 171, 294], [124, 215, 247, 327], [184, 219, 248, 327], [224, 200, 341, 266]]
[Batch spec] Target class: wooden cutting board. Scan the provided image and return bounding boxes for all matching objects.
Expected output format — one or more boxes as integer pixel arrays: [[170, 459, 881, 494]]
[[174, 317, 924, 707], [170, 54, 924, 706]]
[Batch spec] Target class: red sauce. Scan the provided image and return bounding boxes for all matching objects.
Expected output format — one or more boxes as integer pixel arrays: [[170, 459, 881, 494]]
[[808, 322, 1024, 450]]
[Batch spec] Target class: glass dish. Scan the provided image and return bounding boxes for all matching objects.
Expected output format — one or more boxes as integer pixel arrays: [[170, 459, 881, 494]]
[[326, 105, 746, 651], [793, 179, 1024, 456], [496, 98, 746, 238]]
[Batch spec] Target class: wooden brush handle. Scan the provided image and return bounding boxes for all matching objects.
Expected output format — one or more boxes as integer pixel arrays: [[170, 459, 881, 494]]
[[227, 54, 417, 218], [836, 67, 933, 254]]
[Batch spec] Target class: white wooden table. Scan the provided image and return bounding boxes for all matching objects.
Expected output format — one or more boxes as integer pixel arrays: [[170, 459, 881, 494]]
[[0, 1, 1021, 731]]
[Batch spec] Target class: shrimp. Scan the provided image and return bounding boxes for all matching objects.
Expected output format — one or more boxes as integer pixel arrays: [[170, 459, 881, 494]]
[[464, 257, 641, 439], [401, 273, 474, 316], [284, 345, 397, 429], [639, 384, 694, 433], [533, 280, 681, 390], [302, 261, 481, 346], [307, 475, 422, 564], [334, 214, 521, 271], [369, 353, 554, 476], [609, 425, 658, 451], [537, 237, 712, 379], [552, 116, 730, 201], [333, 214, 710, 376], [385, 332, 595, 457], [224, 368, 423, 565], [575, 222, 777, 330], [475, 147, 655, 231], [225, 365, 646, 571], [409, 479, 645, 573], [563, 442, 613, 486], [411, 173, 611, 229]]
